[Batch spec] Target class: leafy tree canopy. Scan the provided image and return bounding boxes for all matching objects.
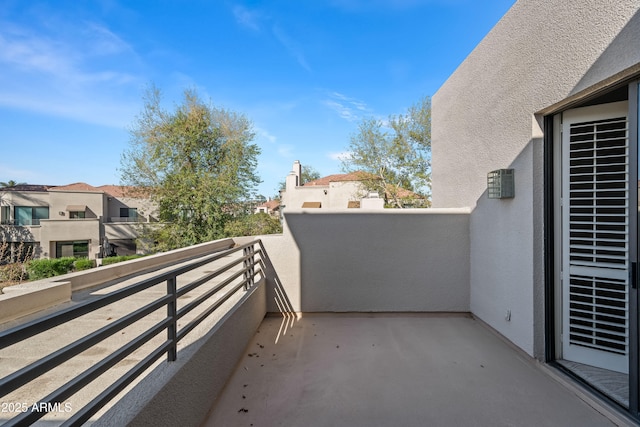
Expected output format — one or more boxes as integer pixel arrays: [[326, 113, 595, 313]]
[[120, 86, 261, 250], [0, 180, 26, 188], [342, 96, 431, 208], [224, 212, 282, 237]]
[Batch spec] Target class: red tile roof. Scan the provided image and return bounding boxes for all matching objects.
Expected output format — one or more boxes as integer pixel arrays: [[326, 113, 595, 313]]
[[0, 185, 51, 192], [25, 182, 148, 198], [96, 185, 147, 198], [257, 199, 280, 210], [303, 172, 374, 186], [49, 182, 102, 192]]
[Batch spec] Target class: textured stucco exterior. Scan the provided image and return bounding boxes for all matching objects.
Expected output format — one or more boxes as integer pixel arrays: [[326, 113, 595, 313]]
[[281, 179, 364, 210], [1, 185, 157, 259], [432, 0, 640, 356], [256, 209, 470, 313]]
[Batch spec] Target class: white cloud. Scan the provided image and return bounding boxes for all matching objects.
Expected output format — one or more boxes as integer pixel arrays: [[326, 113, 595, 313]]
[[231, 5, 310, 72], [323, 91, 371, 122], [232, 5, 262, 31], [329, 151, 352, 161], [278, 144, 294, 157], [272, 25, 310, 72], [256, 126, 277, 143], [0, 20, 142, 127], [323, 100, 359, 122], [82, 22, 133, 56]]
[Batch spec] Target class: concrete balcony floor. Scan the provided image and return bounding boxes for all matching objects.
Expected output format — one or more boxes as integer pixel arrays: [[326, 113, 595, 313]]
[[204, 314, 631, 427]]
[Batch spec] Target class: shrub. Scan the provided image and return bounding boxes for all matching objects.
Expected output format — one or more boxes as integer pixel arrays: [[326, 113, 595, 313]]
[[27, 257, 76, 280], [0, 263, 27, 282], [74, 258, 95, 271], [101, 254, 143, 266]]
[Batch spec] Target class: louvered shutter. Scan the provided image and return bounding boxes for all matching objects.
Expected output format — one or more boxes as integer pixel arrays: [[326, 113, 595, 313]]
[[562, 102, 629, 374]]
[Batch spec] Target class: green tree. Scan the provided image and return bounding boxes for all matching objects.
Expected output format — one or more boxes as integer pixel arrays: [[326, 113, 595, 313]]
[[0, 180, 26, 188], [342, 96, 431, 208], [120, 86, 261, 250], [223, 212, 282, 237]]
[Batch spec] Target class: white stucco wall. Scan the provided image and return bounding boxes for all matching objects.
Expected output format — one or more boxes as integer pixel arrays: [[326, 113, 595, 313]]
[[281, 181, 363, 210], [259, 209, 470, 313], [328, 181, 363, 208], [281, 186, 329, 210], [432, 0, 640, 357]]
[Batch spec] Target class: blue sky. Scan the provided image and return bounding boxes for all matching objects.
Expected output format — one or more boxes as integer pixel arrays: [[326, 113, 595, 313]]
[[0, 0, 515, 198]]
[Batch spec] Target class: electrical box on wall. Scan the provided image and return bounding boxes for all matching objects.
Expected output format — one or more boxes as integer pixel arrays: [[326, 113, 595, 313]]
[[487, 169, 514, 199]]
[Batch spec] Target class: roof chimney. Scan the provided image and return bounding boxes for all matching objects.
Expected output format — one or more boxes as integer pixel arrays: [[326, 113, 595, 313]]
[[292, 160, 302, 184]]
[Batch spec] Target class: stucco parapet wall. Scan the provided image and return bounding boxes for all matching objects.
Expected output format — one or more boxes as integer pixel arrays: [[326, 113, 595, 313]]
[[281, 207, 471, 312], [0, 238, 235, 323], [285, 207, 472, 215], [65, 238, 235, 292], [0, 281, 71, 323]]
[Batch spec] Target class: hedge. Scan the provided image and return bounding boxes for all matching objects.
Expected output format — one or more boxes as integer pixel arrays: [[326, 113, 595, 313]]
[[101, 255, 143, 266], [27, 257, 76, 280]]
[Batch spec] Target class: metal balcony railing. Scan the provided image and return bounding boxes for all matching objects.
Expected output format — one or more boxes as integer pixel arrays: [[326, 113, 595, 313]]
[[0, 240, 264, 426]]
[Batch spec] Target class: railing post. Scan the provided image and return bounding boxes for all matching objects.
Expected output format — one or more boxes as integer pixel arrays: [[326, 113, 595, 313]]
[[167, 276, 177, 362], [243, 244, 255, 290]]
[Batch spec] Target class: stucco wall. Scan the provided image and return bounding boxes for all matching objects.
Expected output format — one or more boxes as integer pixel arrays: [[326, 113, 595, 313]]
[[47, 191, 104, 220], [328, 181, 363, 208], [281, 181, 363, 210], [431, 0, 640, 356], [106, 196, 158, 222], [39, 218, 101, 258], [259, 209, 470, 313], [281, 186, 329, 210]]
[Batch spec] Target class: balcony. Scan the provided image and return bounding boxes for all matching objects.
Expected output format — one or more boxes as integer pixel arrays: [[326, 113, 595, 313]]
[[0, 209, 635, 426], [107, 216, 146, 223], [204, 314, 620, 427]]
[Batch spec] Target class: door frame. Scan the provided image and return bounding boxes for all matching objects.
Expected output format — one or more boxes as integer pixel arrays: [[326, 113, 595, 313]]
[[544, 80, 640, 416]]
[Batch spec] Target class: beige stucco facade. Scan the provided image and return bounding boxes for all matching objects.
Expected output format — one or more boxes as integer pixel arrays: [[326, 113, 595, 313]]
[[432, 0, 640, 359], [280, 161, 384, 210], [0, 184, 157, 260]]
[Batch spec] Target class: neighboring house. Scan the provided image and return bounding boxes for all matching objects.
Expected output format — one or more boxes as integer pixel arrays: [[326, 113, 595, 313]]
[[254, 199, 280, 217], [432, 0, 640, 416], [280, 160, 423, 210], [0, 183, 157, 261]]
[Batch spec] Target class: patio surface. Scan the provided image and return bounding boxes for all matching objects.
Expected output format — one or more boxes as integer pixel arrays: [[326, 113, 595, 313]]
[[204, 314, 634, 427]]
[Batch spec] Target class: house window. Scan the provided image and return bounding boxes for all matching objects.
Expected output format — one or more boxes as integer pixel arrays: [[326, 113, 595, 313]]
[[0, 206, 9, 224], [55, 240, 89, 258], [120, 208, 138, 222], [69, 211, 85, 219], [14, 206, 49, 226]]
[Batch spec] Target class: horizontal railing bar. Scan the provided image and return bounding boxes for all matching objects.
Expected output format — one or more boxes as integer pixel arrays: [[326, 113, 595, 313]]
[[160, 243, 250, 279], [4, 317, 173, 426], [1, 239, 264, 425], [177, 280, 247, 343], [0, 294, 172, 397], [175, 254, 248, 299], [0, 279, 163, 349], [177, 268, 247, 322], [0, 242, 258, 349], [61, 341, 173, 427]]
